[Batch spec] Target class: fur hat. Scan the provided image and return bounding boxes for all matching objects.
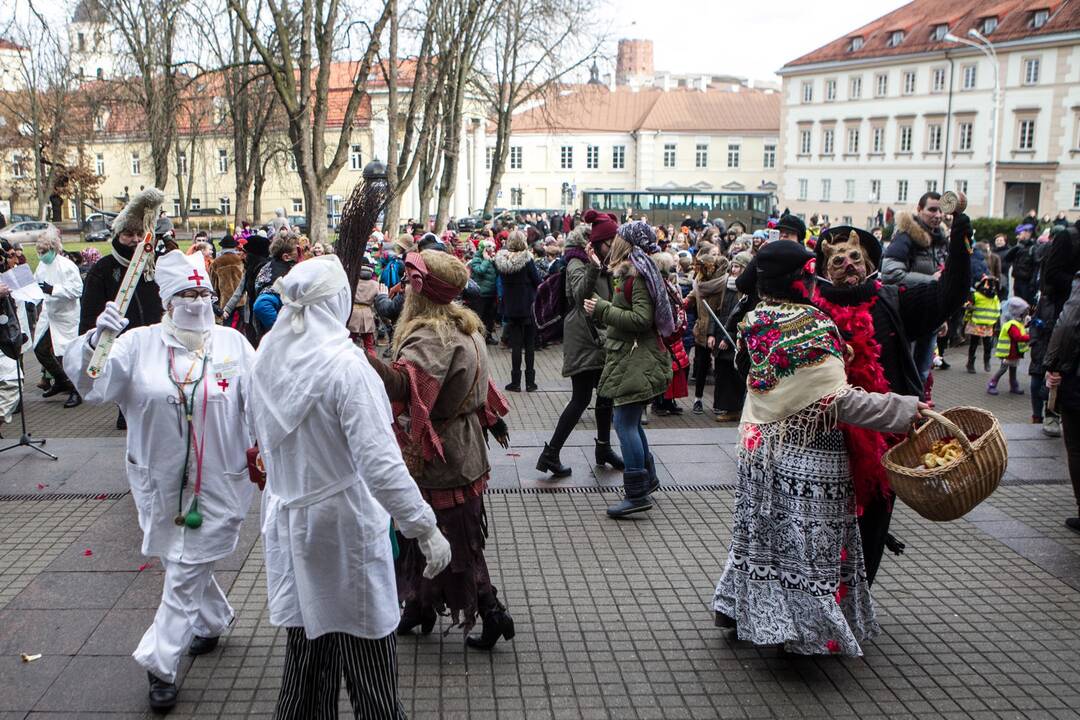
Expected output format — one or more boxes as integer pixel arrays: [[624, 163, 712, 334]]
[[583, 209, 619, 246], [112, 188, 164, 240]]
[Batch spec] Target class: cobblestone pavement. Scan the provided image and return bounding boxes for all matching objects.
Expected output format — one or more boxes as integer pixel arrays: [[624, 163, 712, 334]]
[[1, 339, 1076, 719]]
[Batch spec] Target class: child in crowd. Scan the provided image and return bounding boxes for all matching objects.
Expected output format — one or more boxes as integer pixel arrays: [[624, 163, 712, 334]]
[[988, 297, 1030, 396], [347, 259, 379, 352], [965, 274, 1001, 373]]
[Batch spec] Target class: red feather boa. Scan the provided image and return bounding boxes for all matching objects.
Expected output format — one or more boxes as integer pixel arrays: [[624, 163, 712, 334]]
[[813, 285, 892, 508]]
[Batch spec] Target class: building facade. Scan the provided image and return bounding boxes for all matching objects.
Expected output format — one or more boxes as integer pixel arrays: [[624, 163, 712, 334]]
[[777, 0, 1080, 224]]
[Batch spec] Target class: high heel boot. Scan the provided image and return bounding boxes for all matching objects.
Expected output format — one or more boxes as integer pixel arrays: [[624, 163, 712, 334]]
[[594, 440, 624, 470], [536, 442, 572, 477], [397, 603, 437, 635], [466, 606, 515, 650]]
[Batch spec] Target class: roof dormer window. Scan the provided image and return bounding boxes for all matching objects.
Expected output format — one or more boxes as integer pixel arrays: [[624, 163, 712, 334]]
[[886, 30, 905, 48], [981, 16, 998, 34], [849, 36, 864, 51], [1031, 9, 1050, 28], [932, 24, 948, 41]]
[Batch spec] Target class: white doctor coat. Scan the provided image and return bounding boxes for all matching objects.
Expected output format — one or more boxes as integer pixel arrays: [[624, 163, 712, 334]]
[[33, 254, 82, 355], [65, 324, 256, 563], [248, 350, 437, 640]]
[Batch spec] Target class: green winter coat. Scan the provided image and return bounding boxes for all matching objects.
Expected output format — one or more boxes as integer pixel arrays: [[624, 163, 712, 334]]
[[468, 255, 498, 297], [561, 257, 611, 377], [593, 264, 673, 406]]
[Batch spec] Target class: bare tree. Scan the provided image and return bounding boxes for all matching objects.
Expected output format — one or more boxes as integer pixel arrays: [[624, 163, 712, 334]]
[[477, 0, 602, 216], [227, 0, 393, 244]]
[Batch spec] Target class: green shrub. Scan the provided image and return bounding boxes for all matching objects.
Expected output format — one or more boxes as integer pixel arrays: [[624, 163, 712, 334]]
[[972, 216, 1025, 244]]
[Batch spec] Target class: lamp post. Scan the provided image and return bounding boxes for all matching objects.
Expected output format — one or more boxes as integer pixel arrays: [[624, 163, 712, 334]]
[[945, 29, 1000, 216]]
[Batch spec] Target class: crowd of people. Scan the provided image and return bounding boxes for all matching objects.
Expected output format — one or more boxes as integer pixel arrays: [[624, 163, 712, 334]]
[[0, 185, 1079, 716]]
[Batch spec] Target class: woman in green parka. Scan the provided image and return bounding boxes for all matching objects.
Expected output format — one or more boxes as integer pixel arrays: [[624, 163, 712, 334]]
[[584, 221, 674, 518]]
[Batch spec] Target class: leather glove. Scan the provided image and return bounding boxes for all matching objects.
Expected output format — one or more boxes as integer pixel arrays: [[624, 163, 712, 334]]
[[89, 301, 129, 348], [38, 282, 53, 295], [417, 526, 451, 579]]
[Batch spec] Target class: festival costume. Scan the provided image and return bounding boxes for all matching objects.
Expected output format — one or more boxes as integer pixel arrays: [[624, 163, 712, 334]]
[[33, 252, 82, 396], [65, 251, 256, 687], [245, 256, 441, 719]]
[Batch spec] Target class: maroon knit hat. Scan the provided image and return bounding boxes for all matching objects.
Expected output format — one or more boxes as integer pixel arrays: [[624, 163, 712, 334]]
[[583, 209, 619, 246]]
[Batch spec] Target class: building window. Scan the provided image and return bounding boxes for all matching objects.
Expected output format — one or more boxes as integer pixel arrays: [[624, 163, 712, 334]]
[[95, 153, 104, 176], [217, 148, 229, 174], [695, 143, 708, 168], [190, 197, 201, 210], [510, 146, 522, 170], [177, 150, 188, 176], [897, 179, 909, 203], [1024, 58, 1040, 85], [612, 145, 625, 169], [887, 30, 905, 47], [956, 179, 968, 195], [849, 76, 862, 99], [1018, 119, 1036, 150], [822, 129, 834, 155], [926, 180, 938, 193], [130, 152, 141, 175], [287, 154, 297, 171], [1031, 9, 1050, 28], [1074, 183, 1080, 208], [763, 144, 776, 168], [586, 145, 598, 169], [485, 147, 494, 170], [982, 16, 998, 35], [962, 64, 977, 90], [903, 71, 916, 95], [172, 198, 180, 216], [875, 73, 888, 97], [899, 125, 913, 153], [845, 179, 855, 202], [958, 122, 973, 151], [726, 143, 740, 168], [933, 24, 949, 41], [77, 32, 86, 51], [798, 178, 808, 201], [94, 112, 106, 132], [849, 36, 864, 51], [825, 79, 837, 101], [663, 143, 676, 168], [291, 198, 303, 213], [870, 179, 881, 202], [510, 187, 523, 205], [932, 67, 947, 93], [872, 127, 884, 154], [821, 179, 831, 202], [219, 196, 231, 217], [561, 145, 573, 169], [799, 130, 812, 155], [801, 81, 813, 103], [846, 128, 860, 154], [927, 124, 943, 152], [10, 154, 23, 179], [349, 144, 362, 171]]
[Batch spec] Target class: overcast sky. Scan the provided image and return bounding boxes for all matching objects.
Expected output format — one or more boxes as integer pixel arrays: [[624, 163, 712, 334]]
[[606, 0, 907, 83]]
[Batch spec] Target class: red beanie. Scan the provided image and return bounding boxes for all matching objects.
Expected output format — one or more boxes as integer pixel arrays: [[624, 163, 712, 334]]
[[583, 208, 619, 246]]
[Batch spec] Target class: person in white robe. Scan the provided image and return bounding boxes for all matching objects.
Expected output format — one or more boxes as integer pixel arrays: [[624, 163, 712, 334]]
[[33, 229, 82, 408], [65, 250, 256, 713], [245, 254, 450, 720]]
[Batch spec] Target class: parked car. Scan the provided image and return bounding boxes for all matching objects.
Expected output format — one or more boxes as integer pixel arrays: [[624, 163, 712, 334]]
[[288, 215, 309, 235], [0, 220, 58, 246], [8, 213, 35, 224], [456, 214, 485, 232], [83, 212, 116, 242]]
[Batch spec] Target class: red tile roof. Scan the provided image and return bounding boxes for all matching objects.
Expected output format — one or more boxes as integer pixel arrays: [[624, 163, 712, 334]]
[[784, 0, 1080, 69], [507, 86, 780, 134], [0, 38, 26, 52]]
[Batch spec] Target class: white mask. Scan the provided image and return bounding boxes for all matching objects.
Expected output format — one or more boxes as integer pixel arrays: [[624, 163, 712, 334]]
[[171, 295, 214, 332]]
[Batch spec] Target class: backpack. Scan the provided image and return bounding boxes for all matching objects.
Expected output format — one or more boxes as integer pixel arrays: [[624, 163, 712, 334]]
[[533, 267, 567, 344]]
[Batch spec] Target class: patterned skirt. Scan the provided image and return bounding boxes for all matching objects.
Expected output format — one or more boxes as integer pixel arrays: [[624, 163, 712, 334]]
[[712, 428, 879, 656]]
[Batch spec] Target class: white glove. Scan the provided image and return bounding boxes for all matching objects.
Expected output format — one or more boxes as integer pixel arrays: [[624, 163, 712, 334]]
[[90, 301, 129, 348], [417, 526, 451, 579]]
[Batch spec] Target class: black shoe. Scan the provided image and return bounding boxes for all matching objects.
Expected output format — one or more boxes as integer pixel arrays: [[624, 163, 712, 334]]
[[116, 410, 127, 431], [714, 611, 737, 629], [42, 384, 69, 398], [939, 359, 951, 370], [594, 440, 624, 470], [536, 443, 572, 478], [1066, 517, 1080, 535], [504, 383, 521, 393], [966, 363, 976, 374], [147, 672, 177, 713], [63, 391, 82, 409], [188, 635, 218, 656], [466, 607, 515, 650], [525, 383, 538, 392], [607, 470, 654, 518], [984, 361, 991, 373], [397, 604, 437, 635]]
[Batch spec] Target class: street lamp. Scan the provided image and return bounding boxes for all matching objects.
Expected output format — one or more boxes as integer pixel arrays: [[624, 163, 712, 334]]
[[944, 29, 1000, 216]]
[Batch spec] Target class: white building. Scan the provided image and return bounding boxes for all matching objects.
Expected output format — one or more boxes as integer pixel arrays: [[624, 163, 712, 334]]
[[777, 0, 1080, 224], [0, 38, 28, 92], [491, 86, 780, 212], [69, 0, 117, 82]]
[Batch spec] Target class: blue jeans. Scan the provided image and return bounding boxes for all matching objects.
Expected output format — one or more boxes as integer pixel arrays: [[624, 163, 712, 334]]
[[912, 333, 937, 387], [613, 402, 650, 473]]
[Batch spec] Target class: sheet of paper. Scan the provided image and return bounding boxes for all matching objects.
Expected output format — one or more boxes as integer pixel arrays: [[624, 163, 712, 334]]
[[2, 264, 44, 303]]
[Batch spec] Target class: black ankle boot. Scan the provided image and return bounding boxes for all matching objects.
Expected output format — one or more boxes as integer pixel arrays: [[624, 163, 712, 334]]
[[536, 443, 572, 477], [397, 603, 437, 635], [594, 440, 624, 470], [607, 469, 654, 518], [188, 635, 218, 656], [466, 607, 515, 650], [147, 671, 178, 713]]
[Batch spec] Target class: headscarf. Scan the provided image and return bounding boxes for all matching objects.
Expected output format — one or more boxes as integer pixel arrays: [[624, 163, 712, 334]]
[[404, 251, 462, 304], [248, 255, 354, 447], [619, 221, 675, 338]]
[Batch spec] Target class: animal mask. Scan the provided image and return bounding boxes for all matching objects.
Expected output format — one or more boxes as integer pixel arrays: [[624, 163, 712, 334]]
[[819, 229, 876, 287]]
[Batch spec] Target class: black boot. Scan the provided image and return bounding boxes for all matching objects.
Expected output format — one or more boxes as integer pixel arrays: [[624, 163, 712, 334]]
[[645, 453, 660, 494], [504, 375, 521, 392], [536, 443, 571, 477], [116, 409, 127, 430], [594, 440, 624, 470], [466, 606, 515, 650], [63, 391, 82, 409], [397, 603, 437, 635], [607, 470, 654, 518], [188, 635, 218, 656], [147, 671, 177, 713], [714, 611, 737, 629], [525, 371, 537, 393]]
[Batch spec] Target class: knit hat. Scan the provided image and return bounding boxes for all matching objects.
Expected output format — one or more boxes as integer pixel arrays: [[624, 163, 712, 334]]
[[776, 213, 807, 241], [156, 250, 212, 303], [732, 251, 753, 269], [583, 209, 619, 246], [245, 232, 270, 258], [220, 235, 238, 249]]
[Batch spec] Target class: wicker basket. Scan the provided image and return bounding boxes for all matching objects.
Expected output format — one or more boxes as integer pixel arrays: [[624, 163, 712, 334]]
[[881, 406, 1007, 522]]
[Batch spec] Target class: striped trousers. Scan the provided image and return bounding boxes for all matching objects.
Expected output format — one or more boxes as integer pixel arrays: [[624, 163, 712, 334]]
[[274, 628, 407, 720]]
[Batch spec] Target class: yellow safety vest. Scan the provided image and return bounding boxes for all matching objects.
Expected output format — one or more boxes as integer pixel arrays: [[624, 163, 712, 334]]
[[971, 292, 1000, 326], [996, 319, 1029, 358]]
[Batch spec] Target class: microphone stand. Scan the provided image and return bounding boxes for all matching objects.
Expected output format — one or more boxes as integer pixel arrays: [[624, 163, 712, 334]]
[[0, 355, 59, 460]]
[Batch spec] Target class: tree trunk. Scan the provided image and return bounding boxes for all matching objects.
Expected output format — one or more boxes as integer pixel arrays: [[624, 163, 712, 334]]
[[483, 110, 512, 216], [252, 170, 264, 225]]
